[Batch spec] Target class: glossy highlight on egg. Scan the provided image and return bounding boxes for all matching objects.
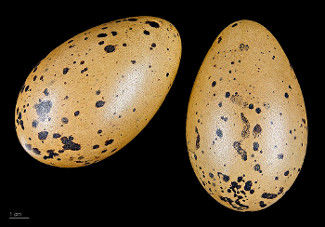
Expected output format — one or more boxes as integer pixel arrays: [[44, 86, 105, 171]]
[[186, 20, 307, 211], [15, 16, 182, 168]]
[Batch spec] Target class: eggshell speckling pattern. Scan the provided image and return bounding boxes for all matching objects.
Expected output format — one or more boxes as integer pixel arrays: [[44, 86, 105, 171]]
[[186, 20, 307, 211], [15, 16, 181, 168]]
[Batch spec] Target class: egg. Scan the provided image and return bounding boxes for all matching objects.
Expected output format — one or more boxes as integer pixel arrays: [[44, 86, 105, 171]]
[[15, 16, 181, 168], [186, 20, 307, 211]]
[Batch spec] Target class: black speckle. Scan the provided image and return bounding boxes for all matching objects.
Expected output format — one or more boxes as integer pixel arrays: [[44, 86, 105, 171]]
[[259, 201, 267, 208], [111, 31, 117, 36], [38, 131, 48, 140], [253, 124, 262, 138], [166, 72, 169, 77], [128, 18, 138, 21], [24, 85, 30, 92], [253, 142, 259, 151], [240, 113, 250, 139], [249, 103, 254, 109], [225, 92, 230, 98], [61, 117, 69, 124], [43, 88, 49, 96], [244, 181, 252, 191], [232, 23, 238, 27], [131, 60, 136, 64], [74, 111, 80, 116], [216, 128, 223, 138], [95, 100, 105, 108], [104, 45, 116, 53], [233, 141, 247, 161], [53, 133, 61, 138], [98, 41, 104, 45], [145, 21, 160, 28], [239, 43, 249, 51], [255, 107, 261, 114], [262, 192, 278, 199], [217, 36, 222, 44], [96, 90, 101, 95], [63, 67, 69, 75], [32, 147, 41, 155], [97, 129, 102, 134], [105, 139, 114, 146], [277, 153, 284, 159], [32, 120, 38, 128], [212, 81, 216, 87], [93, 145, 100, 149], [284, 92, 289, 98], [217, 172, 230, 182], [284, 170, 290, 176], [97, 33, 107, 37], [81, 67, 88, 74], [61, 136, 81, 151], [143, 30, 150, 35], [254, 164, 261, 171], [195, 126, 200, 150]]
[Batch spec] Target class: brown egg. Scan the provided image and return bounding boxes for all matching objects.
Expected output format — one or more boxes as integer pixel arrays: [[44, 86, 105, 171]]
[[186, 20, 307, 211], [15, 16, 181, 168]]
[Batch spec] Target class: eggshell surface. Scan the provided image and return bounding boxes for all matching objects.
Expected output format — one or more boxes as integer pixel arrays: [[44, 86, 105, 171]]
[[15, 16, 181, 167], [186, 20, 307, 211]]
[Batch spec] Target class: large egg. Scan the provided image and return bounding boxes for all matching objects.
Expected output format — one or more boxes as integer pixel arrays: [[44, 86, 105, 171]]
[[186, 20, 307, 211], [15, 16, 181, 168]]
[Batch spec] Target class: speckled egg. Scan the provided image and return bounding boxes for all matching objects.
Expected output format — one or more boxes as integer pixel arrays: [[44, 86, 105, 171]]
[[186, 20, 307, 211], [15, 16, 181, 168]]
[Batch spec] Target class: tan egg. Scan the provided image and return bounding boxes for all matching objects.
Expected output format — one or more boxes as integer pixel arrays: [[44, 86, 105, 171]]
[[15, 16, 181, 168], [186, 20, 307, 211]]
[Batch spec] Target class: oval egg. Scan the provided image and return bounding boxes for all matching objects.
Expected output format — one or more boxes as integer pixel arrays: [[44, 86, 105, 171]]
[[186, 20, 307, 211], [15, 16, 181, 168]]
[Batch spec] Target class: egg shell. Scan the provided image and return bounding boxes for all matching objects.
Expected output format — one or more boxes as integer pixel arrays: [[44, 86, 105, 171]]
[[186, 20, 307, 211], [15, 16, 181, 168]]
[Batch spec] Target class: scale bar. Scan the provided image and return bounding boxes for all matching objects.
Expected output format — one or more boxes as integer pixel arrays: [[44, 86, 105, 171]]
[[9, 217, 30, 220]]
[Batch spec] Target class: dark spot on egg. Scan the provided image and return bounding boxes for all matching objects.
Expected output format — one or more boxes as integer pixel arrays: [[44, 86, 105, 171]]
[[95, 100, 105, 108], [32, 147, 41, 155], [74, 111, 80, 116], [143, 30, 150, 35], [61, 136, 81, 151], [216, 128, 223, 138], [53, 133, 61, 138], [255, 107, 261, 114], [63, 67, 69, 74], [259, 201, 267, 208], [43, 88, 49, 96], [105, 139, 114, 146], [38, 131, 48, 140], [104, 45, 116, 53], [253, 142, 259, 151], [285, 92, 289, 98], [145, 21, 160, 28], [97, 33, 107, 37], [61, 117, 69, 124]]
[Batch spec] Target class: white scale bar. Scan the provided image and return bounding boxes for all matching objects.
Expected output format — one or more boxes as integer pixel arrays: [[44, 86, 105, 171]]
[[9, 217, 30, 220]]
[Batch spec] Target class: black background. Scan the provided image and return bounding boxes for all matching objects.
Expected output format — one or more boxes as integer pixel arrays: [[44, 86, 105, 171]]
[[4, 2, 322, 224]]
